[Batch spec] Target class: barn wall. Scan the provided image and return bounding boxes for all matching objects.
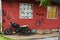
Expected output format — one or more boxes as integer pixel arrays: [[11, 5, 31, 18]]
[[2, 0, 60, 31]]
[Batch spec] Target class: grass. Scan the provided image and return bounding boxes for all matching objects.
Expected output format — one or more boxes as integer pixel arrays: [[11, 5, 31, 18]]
[[0, 35, 13, 40], [0, 22, 2, 33], [0, 22, 2, 27], [0, 22, 14, 40]]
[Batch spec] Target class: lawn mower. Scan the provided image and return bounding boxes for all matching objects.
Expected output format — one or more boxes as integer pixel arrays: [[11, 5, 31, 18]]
[[4, 22, 31, 35]]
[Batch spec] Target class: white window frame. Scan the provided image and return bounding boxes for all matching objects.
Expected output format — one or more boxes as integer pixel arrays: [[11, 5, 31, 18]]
[[19, 3, 33, 19], [47, 6, 58, 19]]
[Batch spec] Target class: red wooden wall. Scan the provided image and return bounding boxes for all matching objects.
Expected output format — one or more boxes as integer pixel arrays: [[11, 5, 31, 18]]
[[2, 0, 60, 31]]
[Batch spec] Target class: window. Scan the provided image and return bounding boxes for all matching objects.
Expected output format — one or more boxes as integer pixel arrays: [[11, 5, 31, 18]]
[[20, 3, 33, 19], [47, 6, 58, 19]]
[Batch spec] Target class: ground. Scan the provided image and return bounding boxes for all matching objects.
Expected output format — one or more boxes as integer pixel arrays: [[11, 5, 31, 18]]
[[0, 22, 13, 40], [0, 35, 13, 40], [4, 32, 59, 40], [0, 22, 59, 40]]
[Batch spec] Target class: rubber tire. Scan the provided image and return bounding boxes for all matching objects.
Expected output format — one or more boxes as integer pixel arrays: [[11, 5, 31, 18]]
[[22, 28, 31, 35], [4, 28, 12, 35]]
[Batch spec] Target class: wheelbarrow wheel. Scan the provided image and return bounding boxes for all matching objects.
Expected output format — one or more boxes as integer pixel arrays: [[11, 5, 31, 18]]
[[4, 28, 12, 35]]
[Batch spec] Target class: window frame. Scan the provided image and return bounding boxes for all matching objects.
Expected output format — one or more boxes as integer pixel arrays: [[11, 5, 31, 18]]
[[47, 6, 58, 19], [19, 3, 33, 19]]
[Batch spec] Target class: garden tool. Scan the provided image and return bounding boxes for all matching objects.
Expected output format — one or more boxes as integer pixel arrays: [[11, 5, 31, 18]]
[[35, 13, 40, 26], [41, 14, 44, 23]]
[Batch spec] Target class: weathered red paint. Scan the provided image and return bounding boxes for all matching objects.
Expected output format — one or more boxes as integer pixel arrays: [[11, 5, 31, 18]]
[[2, 0, 60, 31]]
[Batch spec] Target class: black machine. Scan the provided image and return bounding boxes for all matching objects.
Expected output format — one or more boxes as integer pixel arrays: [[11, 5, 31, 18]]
[[4, 22, 31, 35]]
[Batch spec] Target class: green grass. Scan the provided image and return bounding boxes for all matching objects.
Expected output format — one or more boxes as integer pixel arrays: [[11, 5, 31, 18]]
[[0, 22, 2, 27], [0, 35, 13, 40], [0, 22, 2, 33], [0, 22, 14, 40], [0, 22, 2, 32]]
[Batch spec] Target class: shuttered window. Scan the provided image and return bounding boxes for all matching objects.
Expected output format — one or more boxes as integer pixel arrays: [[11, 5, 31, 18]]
[[47, 6, 58, 19]]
